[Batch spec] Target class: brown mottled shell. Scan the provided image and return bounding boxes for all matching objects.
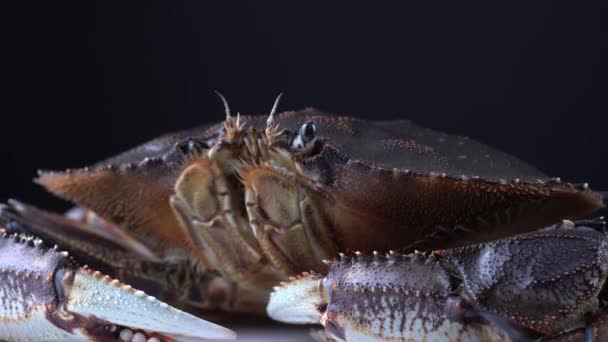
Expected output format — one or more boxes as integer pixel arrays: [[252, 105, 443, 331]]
[[95, 109, 546, 180], [37, 109, 603, 258]]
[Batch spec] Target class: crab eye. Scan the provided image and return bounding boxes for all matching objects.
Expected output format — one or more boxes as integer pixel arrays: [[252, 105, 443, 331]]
[[301, 121, 316, 140], [291, 121, 317, 154]]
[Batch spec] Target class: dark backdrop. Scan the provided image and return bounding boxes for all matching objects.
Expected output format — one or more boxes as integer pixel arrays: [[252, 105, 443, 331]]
[[5, 1, 608, 211]]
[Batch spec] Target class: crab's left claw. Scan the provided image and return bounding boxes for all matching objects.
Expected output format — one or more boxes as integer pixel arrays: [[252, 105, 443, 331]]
[[0, 232, 236, 342]]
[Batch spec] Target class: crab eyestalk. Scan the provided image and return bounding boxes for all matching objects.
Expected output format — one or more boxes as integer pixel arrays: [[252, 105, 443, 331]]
[[0, 231, 236, 342], [268, 220, 608, 342]]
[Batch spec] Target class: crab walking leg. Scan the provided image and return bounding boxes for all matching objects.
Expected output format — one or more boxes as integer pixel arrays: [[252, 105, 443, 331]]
[[0, 232, 236, 342], [268, 221, 608, 342], [0, 199, 258, 315]]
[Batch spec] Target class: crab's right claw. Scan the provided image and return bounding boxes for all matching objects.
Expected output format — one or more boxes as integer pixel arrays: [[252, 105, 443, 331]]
[[0, 232, 236, 342]]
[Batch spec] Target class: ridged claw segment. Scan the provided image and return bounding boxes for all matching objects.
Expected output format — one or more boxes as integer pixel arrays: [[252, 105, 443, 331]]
[[0, 232, 236, 341], [442, 222, 608, 337], [67, 268, 237, 341]]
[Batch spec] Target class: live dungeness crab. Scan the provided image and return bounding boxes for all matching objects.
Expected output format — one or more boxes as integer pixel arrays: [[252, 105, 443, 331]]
[[0, 94, 605, 341]]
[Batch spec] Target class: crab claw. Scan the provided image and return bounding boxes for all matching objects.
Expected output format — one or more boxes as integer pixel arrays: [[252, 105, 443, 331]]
[[269, 221, 608, 342], [267, 272, 324, 324], [0, 232, 236, 341]]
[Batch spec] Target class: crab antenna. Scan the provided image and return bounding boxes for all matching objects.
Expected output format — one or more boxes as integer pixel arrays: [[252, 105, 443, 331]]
[[214, 90, 231, 121], [266, 92, 284, 128]]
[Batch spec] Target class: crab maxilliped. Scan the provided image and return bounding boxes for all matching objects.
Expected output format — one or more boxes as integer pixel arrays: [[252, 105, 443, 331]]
[[0, 95, 605, 341]]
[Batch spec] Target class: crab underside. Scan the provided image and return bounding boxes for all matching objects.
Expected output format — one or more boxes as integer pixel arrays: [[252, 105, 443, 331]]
[[0, 96, 606, 341]]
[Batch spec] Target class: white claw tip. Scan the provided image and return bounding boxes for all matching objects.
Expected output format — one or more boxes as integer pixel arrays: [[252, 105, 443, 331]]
[[266, 275, 321, 325]]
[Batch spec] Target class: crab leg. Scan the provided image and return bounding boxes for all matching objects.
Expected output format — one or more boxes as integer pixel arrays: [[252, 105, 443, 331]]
[[268, 220, 608, 341], [0, 199, 161, 268], [0, 231, 236, 342], [0, 200, 247, 313]]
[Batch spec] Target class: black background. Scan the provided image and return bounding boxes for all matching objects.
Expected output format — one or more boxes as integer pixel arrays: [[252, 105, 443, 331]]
[[6, 1, 608, 211]]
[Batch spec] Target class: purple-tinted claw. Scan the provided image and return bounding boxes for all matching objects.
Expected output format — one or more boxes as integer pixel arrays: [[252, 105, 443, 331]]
[[0, 232, 236, 341], [269, 222, 608, 342]]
